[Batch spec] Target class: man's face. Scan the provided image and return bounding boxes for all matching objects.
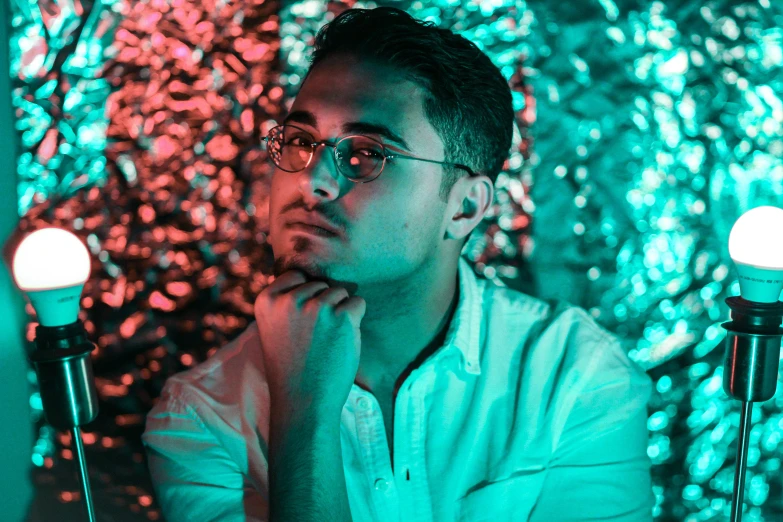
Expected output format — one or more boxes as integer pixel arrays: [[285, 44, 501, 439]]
[[268, 55, 451, 290]]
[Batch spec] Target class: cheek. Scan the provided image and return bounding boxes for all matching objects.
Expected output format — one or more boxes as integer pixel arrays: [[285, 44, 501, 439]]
[[267, 178, 291, 243], [372, 197, 441, 243], [269, 171, 286, 199], [269, 174, 292, 216]]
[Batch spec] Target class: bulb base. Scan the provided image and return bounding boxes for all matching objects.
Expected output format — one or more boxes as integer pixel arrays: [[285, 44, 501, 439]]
[[722, 297, 783, 403], [26, 285, 85, 328], [30, 320, 99, 430], [736, 265, 783, 303]]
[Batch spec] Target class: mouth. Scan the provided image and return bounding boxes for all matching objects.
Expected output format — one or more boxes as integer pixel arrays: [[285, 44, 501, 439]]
[[286, 223, 340, 238]]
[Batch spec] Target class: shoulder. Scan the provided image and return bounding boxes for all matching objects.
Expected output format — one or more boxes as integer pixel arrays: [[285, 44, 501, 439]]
[[147, 321, 270, 438], [480, 281, 612, 365], [480, 283, 650, 412], [487, 283, 645, 379]]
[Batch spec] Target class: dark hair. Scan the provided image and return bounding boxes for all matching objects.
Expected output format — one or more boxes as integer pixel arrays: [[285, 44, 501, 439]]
[[306, 7, 514, 202]]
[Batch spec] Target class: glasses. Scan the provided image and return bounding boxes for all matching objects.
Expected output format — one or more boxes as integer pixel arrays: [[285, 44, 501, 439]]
[[261, 124, 477, 183]]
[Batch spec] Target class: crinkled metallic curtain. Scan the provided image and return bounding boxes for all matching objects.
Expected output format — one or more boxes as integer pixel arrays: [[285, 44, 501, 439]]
[[7, 0, 783, 520]]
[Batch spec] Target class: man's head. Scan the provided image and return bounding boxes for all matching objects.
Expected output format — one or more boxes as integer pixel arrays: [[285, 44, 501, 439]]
[[268, 7, 513, 290]]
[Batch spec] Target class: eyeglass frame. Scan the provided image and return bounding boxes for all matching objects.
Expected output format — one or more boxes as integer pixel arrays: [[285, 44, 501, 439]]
[[261, 124, 478, 183]]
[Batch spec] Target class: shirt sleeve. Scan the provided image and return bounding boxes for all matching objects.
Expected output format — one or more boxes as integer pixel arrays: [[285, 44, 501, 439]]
[[529, 332, 654, 521], [142, 382, 269, 522]]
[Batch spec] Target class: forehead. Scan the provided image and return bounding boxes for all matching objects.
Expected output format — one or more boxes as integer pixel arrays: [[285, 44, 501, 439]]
[[291, 55, 431, 138]]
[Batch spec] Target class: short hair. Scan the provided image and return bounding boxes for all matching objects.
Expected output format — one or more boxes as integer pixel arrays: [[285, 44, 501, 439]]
[[306, 7, 514, 202]]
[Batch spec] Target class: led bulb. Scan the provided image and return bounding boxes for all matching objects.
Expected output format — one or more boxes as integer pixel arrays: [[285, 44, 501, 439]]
[[728, 206, 783, 303], [12, 228, 91, 327]]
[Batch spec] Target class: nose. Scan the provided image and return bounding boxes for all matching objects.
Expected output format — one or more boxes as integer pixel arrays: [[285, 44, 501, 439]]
[[298, 143, 342, 205]]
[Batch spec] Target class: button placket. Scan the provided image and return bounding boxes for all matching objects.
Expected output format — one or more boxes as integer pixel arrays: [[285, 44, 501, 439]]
[[409, 371, 435, 522], [392, 376, 418, 522], [354, 391, 398, 518]]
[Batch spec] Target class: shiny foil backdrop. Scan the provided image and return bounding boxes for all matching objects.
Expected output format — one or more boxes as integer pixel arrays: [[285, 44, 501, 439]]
[[4, 0, 783, 520]]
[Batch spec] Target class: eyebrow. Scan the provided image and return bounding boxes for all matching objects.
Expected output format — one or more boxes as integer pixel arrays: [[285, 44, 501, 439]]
[[283, 110, 411, 150]]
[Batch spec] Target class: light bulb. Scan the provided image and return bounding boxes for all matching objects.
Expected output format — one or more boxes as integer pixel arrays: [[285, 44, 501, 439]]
[[728, 206, 783, 303], [12, 227, 91, 327]]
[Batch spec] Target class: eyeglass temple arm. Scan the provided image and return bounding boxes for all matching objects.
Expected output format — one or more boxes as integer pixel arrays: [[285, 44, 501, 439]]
[[388, 154, 477, 176]]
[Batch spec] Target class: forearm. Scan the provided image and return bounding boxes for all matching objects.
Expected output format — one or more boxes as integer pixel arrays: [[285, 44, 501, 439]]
[[268, 405, 352, 522]]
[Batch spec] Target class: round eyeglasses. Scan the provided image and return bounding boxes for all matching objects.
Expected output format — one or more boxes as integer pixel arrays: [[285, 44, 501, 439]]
[[261, 124, 477, 183]]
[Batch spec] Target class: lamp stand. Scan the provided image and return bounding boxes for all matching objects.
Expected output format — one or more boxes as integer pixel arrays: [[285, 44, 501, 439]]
[[29, 319, 99, 522], [721, 297, 783, 522], [72, 425, 97, 522]]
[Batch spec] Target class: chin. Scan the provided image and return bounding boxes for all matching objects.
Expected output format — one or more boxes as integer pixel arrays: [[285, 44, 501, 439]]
[[273, 252, 327, 278], [272, 254, 361, 295]]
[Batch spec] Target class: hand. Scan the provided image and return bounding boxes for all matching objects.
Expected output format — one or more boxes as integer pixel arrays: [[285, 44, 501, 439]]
[[254, 270, 367, 420]]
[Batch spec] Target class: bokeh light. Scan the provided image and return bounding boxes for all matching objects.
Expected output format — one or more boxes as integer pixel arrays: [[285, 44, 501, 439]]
[[7, 0, 783, 520]]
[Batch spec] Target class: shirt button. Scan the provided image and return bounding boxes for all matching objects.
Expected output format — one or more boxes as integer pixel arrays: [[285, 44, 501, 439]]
[[357, 397, 371, 411], [374, 478, 390, 491]]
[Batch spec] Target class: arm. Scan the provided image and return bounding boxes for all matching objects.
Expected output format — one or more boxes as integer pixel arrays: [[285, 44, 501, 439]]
[[529, 336, 654, 521], [251, 270, 365, 522], [143, 391, 268, 522], [268, 403, 353, 522]]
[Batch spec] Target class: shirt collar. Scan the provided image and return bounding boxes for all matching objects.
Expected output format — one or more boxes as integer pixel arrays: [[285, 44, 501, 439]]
[[440, 256, 483, 375]]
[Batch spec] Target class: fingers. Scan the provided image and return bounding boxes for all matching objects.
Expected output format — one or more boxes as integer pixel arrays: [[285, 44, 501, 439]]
[[287, 281, 330, 306], [316, 287, 350, 305], [265, 271, 307, 297], [334, 296, 367, 323], [260, 271, 365, 322]]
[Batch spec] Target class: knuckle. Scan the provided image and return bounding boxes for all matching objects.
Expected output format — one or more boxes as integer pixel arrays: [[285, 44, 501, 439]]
[[304, 297, 323, 313], [278, 292, 296, 309], [312, 288, 333, 301], [311, 282, 330, 295], [254, 291, 270, 310]]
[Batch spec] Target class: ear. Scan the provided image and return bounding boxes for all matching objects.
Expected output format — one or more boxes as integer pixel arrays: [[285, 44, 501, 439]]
[[444, 175, 494, 241]]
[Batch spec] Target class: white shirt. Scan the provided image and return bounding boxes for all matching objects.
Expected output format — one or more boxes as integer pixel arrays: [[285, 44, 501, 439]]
[[143, 257, 654, 521]]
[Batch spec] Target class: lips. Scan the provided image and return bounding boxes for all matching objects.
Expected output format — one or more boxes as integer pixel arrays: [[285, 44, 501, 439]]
[[285, 212, 340, 235], [286, 223, 339, 237]]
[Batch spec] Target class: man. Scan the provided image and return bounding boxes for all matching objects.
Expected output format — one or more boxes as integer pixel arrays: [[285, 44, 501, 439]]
[[143, 7, 653, 521]]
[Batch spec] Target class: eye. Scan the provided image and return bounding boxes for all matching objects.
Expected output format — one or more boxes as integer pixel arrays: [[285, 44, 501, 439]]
[[355, 147, 384, 159], [285, 135, 314, 147], [345, 137, 385, 158]]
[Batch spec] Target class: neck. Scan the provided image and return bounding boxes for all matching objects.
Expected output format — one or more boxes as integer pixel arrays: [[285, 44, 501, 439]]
[[354, 256, 460, 391]]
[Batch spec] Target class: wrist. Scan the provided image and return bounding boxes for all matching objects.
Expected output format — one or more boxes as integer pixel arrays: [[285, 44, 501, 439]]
[[270, 395, 342, 433]]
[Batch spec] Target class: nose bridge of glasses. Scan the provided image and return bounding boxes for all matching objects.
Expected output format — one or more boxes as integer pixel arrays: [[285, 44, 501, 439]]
[[306, 140, 343, 181]]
